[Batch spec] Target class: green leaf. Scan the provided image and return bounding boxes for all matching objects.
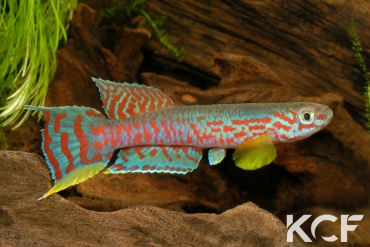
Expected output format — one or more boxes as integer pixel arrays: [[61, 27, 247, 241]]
[[0, 0, 78, 129], [348, 18, 370, 131]]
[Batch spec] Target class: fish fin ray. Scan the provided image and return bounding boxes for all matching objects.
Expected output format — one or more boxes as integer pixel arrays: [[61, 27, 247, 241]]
[[38, 163, 106, 200], [232, 133, 277, 170], [26, 105, 112, 199], [208, 148, 226, 165], [104, 146, 203, 174], [93, 78, 174, 119]]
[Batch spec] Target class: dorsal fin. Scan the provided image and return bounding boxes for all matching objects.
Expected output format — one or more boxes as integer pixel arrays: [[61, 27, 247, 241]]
[[93, 78, 174, 119]]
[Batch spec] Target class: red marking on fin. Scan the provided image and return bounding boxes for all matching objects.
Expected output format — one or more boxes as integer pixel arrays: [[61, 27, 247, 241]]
[[182, 147, 200, 163], [112, 164, 139, 171], [116, 91, 130, 119], [54, 113, 66, 133], [61, 133, 75, 174], [121, 155, 129, 162], [95, 79, 174, 119], [150, 148, 158, 157], [44, 111, 62, 180], [134, 147, 145, 159], [130, 165, 139, 170], [160, 146, 172, 162], [86, 109, 104, 118]]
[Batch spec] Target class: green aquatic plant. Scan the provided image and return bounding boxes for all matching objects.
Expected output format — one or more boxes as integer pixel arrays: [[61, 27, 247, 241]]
[[100, 0, 186, 61], [0, 126, 7, 150], [348, 18, 370, 130], [0, 0, 78, 129]]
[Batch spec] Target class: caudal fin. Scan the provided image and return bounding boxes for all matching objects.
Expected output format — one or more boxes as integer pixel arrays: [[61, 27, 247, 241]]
[[25, 105, 112, 200]]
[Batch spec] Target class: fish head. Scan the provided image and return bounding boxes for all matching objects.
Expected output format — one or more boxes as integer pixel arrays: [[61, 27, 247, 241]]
[[273, 102, 333, 143]]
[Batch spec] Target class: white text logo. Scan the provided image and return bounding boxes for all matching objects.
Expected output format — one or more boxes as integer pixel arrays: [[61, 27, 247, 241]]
[[286, 214, 363, 242]]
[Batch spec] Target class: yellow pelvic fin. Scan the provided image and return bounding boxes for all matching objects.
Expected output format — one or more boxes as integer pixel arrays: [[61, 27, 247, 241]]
[[39, 163, 106, 200], [232, 133, 277, 170]]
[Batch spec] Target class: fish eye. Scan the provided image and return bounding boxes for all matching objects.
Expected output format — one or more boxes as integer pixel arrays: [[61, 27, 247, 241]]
[[303, 112, 311, 121], [299, 111, 314, 124]]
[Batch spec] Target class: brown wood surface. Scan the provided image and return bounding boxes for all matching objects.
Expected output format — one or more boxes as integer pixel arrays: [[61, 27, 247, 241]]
[[142, 0, 370, 125]]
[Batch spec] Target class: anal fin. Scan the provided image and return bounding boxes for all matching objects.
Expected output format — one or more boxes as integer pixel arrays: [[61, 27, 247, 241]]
[[104, 146, 203, 174], [233, 133, 277, 170]]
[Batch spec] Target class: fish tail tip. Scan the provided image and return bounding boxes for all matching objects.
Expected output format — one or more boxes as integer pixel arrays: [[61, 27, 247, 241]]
[[24, 105, 45, 111], [37, 194, 48, 201], [24, 105, 35, 110], [38, 186, 59, 200]]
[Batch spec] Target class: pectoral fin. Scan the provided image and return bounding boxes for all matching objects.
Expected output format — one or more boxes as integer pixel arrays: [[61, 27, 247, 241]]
[[233, 133, 277, 170], [208, 148, 226, 165]]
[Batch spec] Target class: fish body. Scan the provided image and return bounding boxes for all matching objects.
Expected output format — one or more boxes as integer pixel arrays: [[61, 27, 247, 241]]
[[94, 103, 330, 149], [26, 78, 333, 199]]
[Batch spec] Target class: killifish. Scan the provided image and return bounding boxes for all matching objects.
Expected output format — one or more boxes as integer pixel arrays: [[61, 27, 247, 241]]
[[25, 78, 333, 199]]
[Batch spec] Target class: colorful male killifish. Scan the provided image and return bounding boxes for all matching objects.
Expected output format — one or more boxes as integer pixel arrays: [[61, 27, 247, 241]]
[[25, 78, 333, 199]]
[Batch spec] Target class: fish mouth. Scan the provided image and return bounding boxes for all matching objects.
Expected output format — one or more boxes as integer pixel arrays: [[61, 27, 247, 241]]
[[327, 108, 333, 121], [315, 106, 333, 127], [322, 107, 333, 126]]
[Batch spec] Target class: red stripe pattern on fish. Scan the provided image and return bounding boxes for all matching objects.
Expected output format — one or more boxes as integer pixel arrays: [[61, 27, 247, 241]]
[[25, 78, 333, 199]]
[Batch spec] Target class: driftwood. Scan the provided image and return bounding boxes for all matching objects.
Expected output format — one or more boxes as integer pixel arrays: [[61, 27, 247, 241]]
[[0, 151, 304, 247], [142, 0, 370, 126]]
